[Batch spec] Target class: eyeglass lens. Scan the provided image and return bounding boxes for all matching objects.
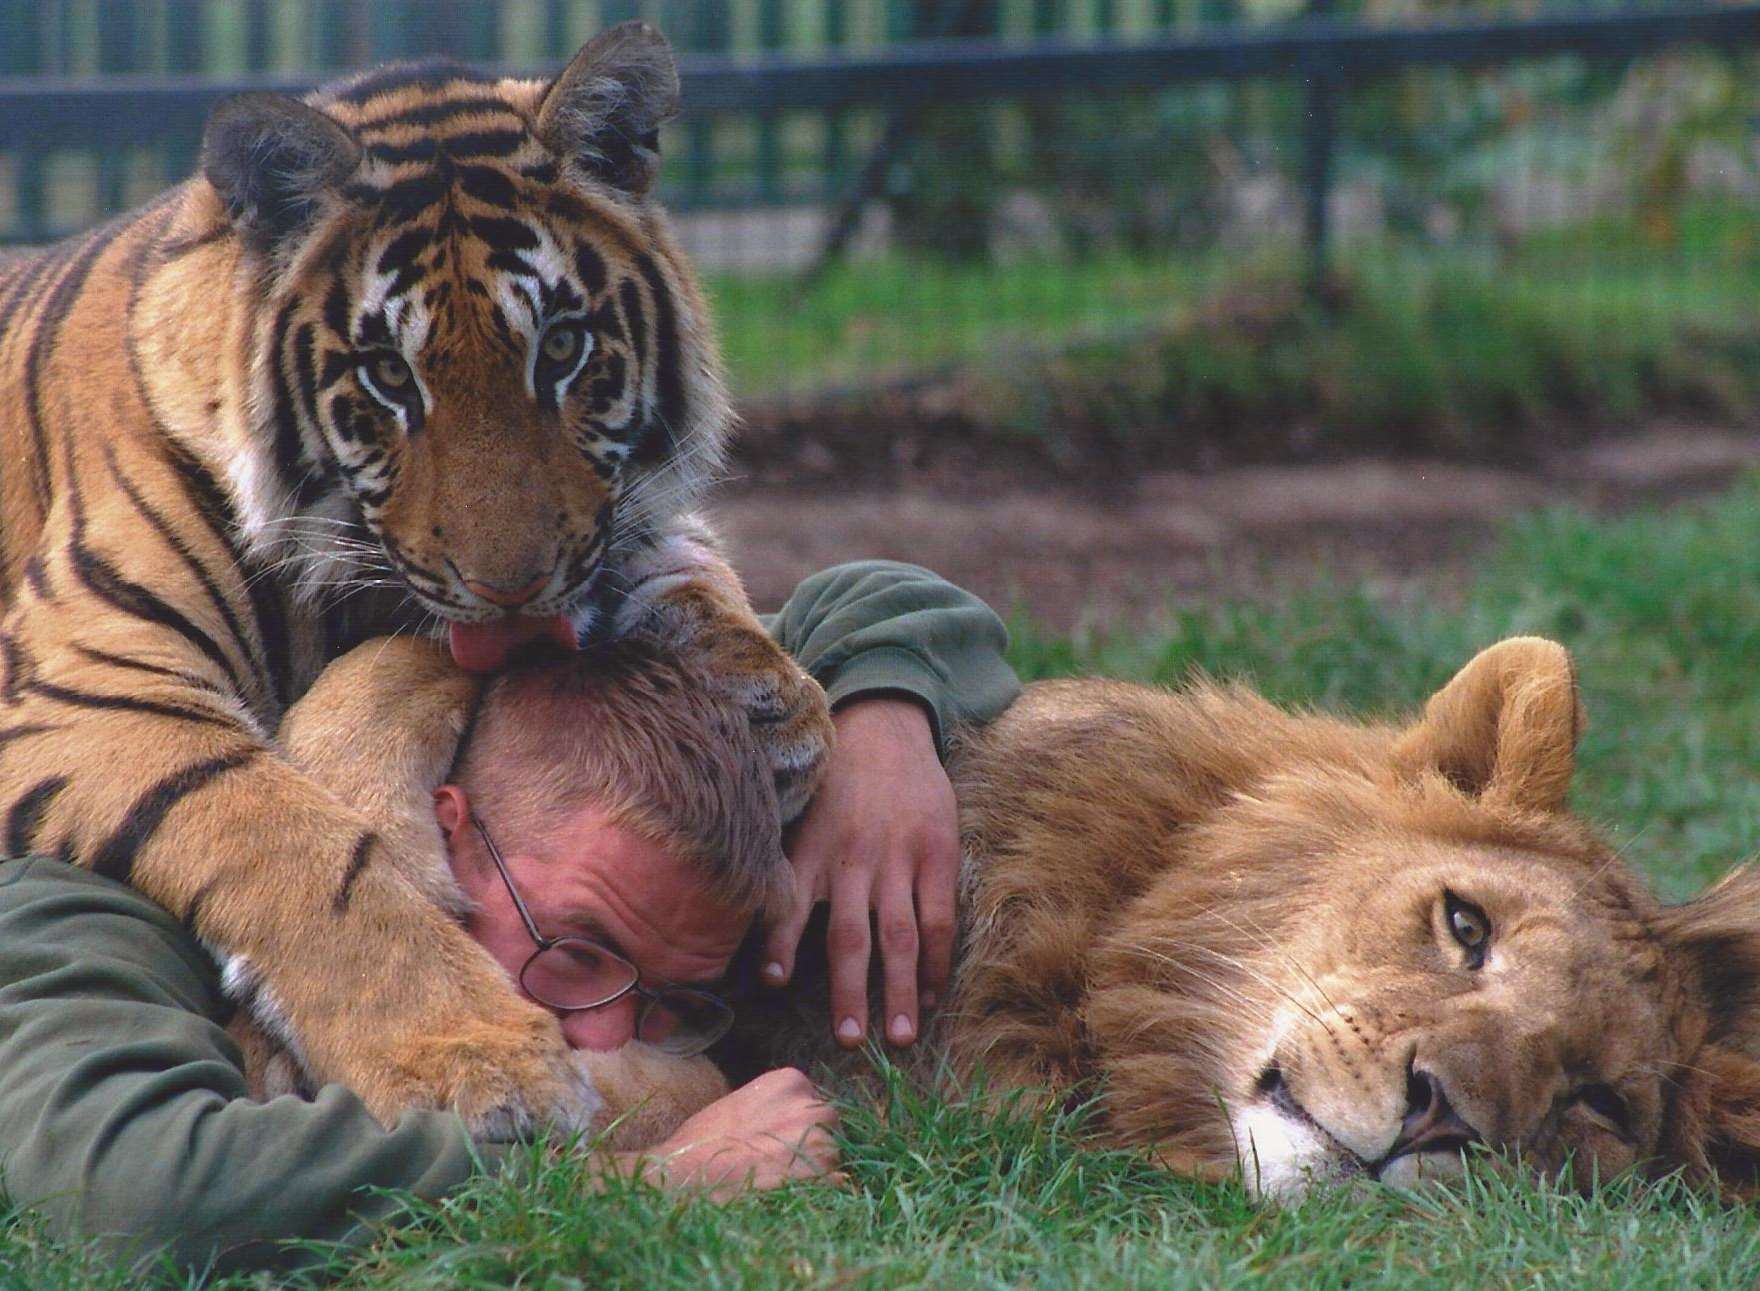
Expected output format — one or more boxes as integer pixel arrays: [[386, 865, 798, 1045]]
[[522, 940, 734, 1056], [638, 988, 736, 1056], [521, 938, 639, 1010]]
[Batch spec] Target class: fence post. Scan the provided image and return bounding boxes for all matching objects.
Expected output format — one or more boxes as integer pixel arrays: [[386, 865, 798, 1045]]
[[1301, 0, 1338, 306], [823, 0, 851, 203], [244, 0, 272, 72], [682, 0, 727, 208], [162, 0, 204, 184], [756, 0, 785, 205], [542, 0, 572, 57], [2, 0, 46, 242]]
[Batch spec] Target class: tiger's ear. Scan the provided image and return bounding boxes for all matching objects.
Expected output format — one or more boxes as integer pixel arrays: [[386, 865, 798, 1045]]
[[537, 21, 680, 197], [1392, 637, 1584, 812], [202, 93, 361, 243]]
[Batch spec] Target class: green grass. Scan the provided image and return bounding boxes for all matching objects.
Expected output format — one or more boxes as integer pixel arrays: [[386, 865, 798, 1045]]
[[711, 203, 1760, 455], [707, 249, 1232, 397], [10, 480, 1760, 1286], [1007, 481, 1760, 900]]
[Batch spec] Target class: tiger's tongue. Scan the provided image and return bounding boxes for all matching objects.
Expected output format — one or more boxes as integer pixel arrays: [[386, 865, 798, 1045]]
[[448, 616, 577, 674]]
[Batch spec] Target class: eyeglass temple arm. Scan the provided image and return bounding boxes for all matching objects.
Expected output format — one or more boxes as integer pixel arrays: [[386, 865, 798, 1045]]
[[472, 816, 550, 947]]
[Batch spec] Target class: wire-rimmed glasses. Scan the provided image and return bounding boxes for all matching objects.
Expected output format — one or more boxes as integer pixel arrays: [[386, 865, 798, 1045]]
[[472, 815, 735, 1057]]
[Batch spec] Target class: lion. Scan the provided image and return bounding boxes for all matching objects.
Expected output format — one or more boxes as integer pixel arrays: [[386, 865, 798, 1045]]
[[737, 636, 1760, 1199]]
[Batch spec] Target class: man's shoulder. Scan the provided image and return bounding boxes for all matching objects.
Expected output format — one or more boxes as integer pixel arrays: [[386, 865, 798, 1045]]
[[0, 853, 173, 911], [0, 856, 220, 996]]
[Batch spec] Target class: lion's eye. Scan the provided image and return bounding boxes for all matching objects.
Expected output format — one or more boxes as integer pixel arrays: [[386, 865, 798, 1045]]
[[1576, 1083, 1630, 1136], [1444, 892, 1491, 965]]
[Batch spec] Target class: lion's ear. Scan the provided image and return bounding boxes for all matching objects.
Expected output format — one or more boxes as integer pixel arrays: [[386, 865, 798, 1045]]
[[1666, 1045, 1760, 1200], [537, 21, 680, 196], [1657, 865, 1760, 1047], [1393, 637, 1584, 811], [1656, 868, 1760, 1197]]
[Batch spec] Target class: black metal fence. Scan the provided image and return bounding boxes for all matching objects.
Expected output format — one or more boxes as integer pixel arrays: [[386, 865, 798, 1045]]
[[4, 1, 1759, 413]]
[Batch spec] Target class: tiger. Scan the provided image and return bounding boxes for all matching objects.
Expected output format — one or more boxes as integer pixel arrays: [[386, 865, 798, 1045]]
[[0, 21, 833, 1135]]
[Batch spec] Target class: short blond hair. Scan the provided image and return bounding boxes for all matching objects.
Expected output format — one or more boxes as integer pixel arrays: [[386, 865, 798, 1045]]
[[452, 639, 788, 916]]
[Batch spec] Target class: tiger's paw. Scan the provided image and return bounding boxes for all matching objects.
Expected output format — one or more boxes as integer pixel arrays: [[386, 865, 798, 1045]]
[[340, 1005, 603, 1140], [664, 624, 833, 822], [611, 533, 834, 821], [729, 644, 834, 823]]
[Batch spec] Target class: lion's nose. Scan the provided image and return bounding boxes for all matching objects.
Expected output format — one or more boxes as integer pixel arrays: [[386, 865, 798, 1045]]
[[462, 573, 549, 609], [1388, 1068, 1480, 1160]]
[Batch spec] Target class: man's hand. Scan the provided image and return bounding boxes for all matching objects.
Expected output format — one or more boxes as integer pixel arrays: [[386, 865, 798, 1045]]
[[761, 698, 960, 1049], [616, 1068, 841, 1201]]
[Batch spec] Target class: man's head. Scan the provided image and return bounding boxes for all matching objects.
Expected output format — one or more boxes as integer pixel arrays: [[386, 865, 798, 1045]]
[[434, 639, 785, 1051]]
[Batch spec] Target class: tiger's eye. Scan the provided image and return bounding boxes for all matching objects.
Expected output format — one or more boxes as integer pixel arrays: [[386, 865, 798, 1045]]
[[542, 324, 582, 364], [374, 354, 412, 390]]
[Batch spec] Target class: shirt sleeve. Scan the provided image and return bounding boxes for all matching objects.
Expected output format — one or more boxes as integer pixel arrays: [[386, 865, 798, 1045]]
[[761, 560, 1022, 755], [0, 857, 497, 1278]]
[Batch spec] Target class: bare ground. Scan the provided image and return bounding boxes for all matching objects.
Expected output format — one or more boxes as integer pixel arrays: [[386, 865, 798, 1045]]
[[711, 422, 1760, 629]]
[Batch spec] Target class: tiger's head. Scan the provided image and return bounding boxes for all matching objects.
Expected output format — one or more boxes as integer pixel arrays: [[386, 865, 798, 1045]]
[[194, 22, 723, 671]]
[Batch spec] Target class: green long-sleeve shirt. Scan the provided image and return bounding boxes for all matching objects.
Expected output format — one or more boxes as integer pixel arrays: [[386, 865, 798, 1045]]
[[0, 560, 1019, 1278]]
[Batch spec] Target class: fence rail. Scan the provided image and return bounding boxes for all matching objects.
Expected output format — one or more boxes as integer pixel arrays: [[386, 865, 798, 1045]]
[[9, 5, 1758, 117], [3, 1, 1760, 273]]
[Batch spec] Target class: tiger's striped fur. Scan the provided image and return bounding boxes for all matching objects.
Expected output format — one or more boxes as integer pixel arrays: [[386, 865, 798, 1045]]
[[0, 23, 832, 1132]]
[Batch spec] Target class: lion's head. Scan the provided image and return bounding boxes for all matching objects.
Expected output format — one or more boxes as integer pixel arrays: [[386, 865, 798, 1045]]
[[953, 638, 1760, 1200]]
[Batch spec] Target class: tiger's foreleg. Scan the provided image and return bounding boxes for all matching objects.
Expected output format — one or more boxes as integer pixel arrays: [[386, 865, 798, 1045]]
[[611, 518, 835, 822], [262, 633, 730, 1145], [0, 510, 592, 1136]]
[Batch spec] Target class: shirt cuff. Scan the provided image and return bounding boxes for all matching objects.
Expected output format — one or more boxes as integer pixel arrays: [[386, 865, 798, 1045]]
[[820, 646, 951, 756]]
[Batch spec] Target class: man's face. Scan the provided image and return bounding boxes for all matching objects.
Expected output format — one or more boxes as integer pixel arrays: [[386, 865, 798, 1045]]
[[436, 787, 749, 1051]]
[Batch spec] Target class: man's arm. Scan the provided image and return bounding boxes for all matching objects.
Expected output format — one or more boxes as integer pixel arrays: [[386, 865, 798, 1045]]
[[0, 561, 1008, 1277], [0, 857, 494, 1278], [758, 561, 1022, 1048], [761, 559, 1022, 752]]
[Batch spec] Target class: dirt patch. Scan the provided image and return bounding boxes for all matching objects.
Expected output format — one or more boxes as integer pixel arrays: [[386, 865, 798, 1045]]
[[712, 422, 1760, 629]]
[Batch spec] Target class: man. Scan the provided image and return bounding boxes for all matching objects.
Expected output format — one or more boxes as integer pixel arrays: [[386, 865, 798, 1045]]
[[238, 629, 828, 1177], [0, 561, 1020, 1276]]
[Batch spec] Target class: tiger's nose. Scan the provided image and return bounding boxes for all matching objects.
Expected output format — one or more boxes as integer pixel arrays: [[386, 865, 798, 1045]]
[[462, 573, 549, 608]]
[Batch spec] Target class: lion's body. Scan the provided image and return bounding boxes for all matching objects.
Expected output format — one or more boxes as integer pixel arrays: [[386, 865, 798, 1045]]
[[0, 26, 831, 1132], [741, 641, 1760, 1199]]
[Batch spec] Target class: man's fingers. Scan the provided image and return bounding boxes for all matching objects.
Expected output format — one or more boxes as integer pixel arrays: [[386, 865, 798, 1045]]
[[797, 1141, 841, 1180], [916, 831, 960, 1009], [761, 855, 825, 987], [826, 867, 875, 1046], [757, 1065, 817, 1095], [877, 872, 920, 1046]]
